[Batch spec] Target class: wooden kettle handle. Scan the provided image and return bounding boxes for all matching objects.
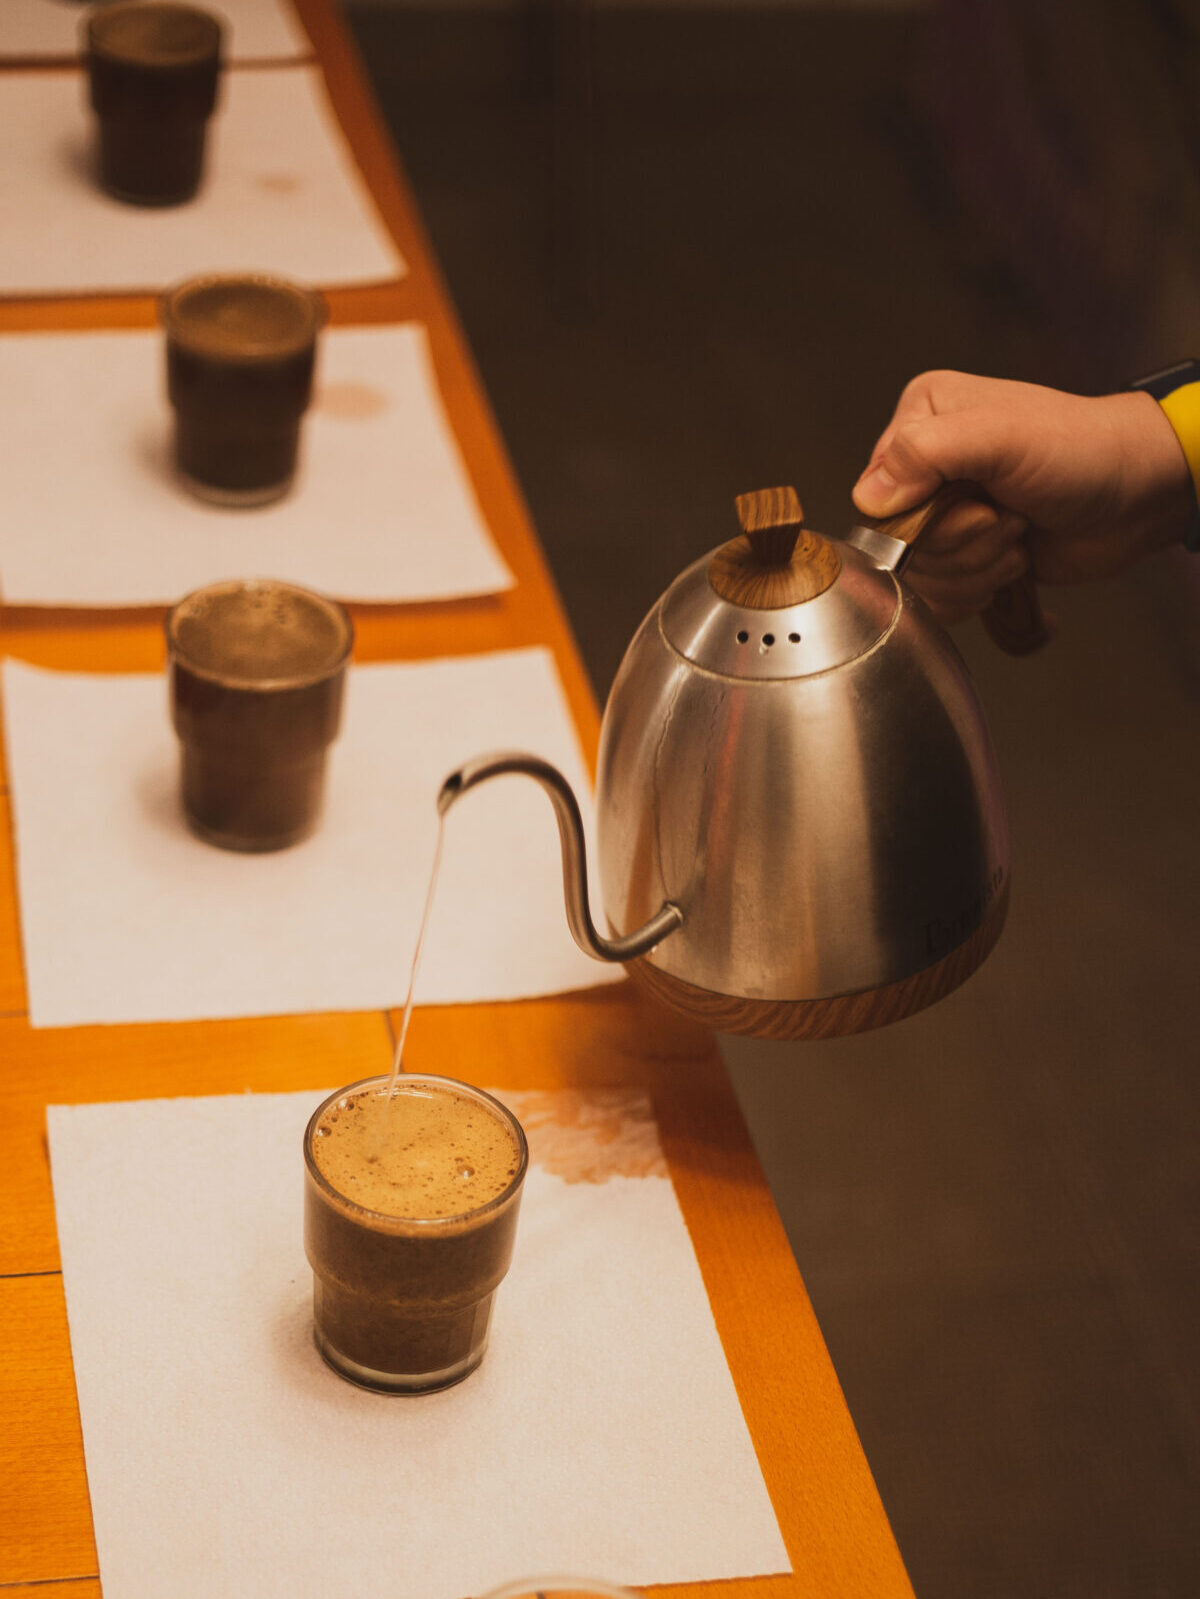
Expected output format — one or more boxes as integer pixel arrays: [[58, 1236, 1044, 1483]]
[[861, 480, 1054, 656]]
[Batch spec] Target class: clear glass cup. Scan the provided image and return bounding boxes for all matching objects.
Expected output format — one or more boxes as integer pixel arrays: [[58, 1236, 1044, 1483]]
[[161, 273, 325, 507], [85, 2, 223, 206], [165, 578, 353, 852], [304, 1075, 529, 1393], [479, 1582, 641, 1599]]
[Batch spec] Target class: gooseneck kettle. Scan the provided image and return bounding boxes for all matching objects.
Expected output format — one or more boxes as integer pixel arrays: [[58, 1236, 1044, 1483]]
[[440, 484, 1046, 1039]]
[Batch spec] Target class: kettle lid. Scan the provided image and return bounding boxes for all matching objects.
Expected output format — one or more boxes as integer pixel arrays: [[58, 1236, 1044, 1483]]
[[659, 486, 899, 679]]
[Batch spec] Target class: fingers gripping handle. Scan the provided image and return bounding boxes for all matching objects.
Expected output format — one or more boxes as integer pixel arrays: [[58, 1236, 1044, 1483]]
[[979, 569, 1055, 656], [858, 480, 1054, 655], [859, 478, 984, 550]]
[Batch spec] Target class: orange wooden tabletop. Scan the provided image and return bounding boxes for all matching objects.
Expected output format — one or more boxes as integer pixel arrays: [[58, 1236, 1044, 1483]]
[[0, 4, 912, 1595]]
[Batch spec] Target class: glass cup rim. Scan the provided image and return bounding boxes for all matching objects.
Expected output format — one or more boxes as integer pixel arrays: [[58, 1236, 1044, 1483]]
[[303, 1074, 530, 1230], [86, 2, 224, 67], [165, 577, 354, 691], [478, 1580, 641, 1599], [161, 271, 326, 361]]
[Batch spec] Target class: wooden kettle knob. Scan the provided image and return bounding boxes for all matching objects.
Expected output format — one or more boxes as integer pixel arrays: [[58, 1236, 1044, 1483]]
[[709, 486, 842, 608]]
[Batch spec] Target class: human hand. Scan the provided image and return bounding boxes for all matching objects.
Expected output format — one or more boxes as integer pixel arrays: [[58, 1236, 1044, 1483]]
[[852, 370, 1191, 624]]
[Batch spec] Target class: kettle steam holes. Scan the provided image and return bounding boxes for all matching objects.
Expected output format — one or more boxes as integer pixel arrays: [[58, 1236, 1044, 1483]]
[[734, 630, 802, 646]]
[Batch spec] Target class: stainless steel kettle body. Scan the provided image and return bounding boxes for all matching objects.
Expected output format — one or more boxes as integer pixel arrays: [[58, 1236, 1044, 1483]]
[[595, 533, 1009, 1036], [442, 486, 1013, 1039]]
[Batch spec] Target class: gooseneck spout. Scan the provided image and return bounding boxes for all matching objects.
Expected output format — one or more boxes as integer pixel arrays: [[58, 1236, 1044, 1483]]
[[438, 751, 683, 964]]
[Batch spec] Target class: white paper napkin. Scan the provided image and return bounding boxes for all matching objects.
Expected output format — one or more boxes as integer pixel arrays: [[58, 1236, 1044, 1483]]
[[47, 1085, 789, 1598], [0, 324, 512, 606], [4, 0, 309, 61], [0, 66, 402, 296], [3, 648, 622, 1028]]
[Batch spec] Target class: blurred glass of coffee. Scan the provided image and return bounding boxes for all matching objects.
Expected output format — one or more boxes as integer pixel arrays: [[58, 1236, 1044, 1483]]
[[165, 578, 353, 851], [304, 1075, 529, 1393], [480, 1583, 641, 1598], [84, 2, 223, 206], [162, 274, 325, 507]]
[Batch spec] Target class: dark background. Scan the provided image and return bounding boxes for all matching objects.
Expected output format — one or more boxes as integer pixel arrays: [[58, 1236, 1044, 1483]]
[[343, 4, 1200, 1595]]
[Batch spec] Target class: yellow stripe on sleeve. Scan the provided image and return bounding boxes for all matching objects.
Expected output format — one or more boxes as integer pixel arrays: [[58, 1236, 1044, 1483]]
[[1159, 379, 1200, 508]]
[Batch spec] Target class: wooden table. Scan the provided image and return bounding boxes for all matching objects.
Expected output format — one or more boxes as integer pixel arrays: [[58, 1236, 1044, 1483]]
[[0, 5, 913, 1595]]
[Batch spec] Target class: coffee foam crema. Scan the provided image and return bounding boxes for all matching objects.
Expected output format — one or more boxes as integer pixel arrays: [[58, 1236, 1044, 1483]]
[[164, 277, 321, 361], [312, 1082, 523, 1221], [89, 4, 223, 66], [169, 580, 351, 685]]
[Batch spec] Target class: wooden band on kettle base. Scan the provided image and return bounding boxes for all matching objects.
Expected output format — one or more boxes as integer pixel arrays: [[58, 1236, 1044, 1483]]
[[629, 881, 1010, 1041]]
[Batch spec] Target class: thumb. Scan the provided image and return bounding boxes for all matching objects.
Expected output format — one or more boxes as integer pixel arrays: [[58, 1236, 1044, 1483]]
[[852, 456, 941, 518], [853, 410, 1015, 518]]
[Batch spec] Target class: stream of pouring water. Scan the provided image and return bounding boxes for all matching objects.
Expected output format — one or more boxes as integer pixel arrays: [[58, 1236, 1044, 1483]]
[[385, 811, 446, 1098]]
